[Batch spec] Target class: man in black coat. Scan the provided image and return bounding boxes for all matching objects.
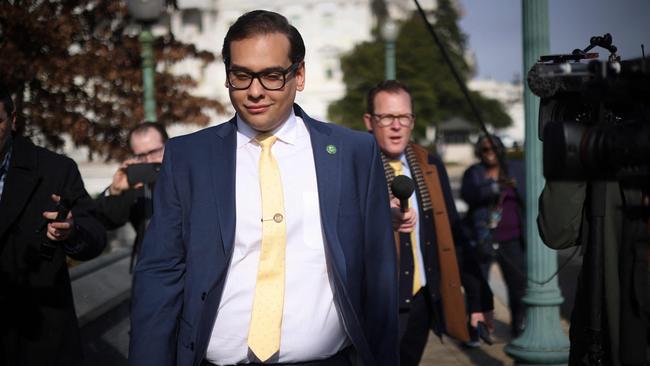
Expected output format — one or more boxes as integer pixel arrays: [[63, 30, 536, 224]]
[[0, 84, 106, 365], [94, 122, 167, 269]]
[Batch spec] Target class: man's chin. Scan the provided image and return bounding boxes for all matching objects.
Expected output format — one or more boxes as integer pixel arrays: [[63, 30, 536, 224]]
[[384, 148, 403, 159], [389, 143, 408, 156], [241, 114, 278, 133]]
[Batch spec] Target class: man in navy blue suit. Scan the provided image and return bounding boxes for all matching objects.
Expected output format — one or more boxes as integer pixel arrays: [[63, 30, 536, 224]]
[[129, 10, 398, 366]]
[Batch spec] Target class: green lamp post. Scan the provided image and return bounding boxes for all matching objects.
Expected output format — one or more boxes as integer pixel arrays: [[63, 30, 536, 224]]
[[127, 0, 165, 122], [381, 19, 398, 80], [504, 1, 570, 364]]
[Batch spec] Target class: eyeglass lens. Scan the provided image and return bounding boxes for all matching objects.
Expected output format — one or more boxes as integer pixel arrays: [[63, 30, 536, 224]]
[[375, 114, 414, 127], [227, 63, 299, 90]]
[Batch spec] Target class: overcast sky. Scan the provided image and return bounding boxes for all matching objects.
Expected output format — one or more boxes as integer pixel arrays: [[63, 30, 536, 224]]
[[457, 0, 650, 81]]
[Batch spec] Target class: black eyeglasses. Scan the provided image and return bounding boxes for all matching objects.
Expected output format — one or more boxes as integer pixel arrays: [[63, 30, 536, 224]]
[[133, 146, 164, 161], [226, 62, 301, 91], [372, 113, 415, 127]]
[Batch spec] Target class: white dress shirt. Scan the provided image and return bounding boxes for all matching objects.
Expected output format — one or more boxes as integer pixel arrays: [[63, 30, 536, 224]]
[[400, 154, 427, 288], [205, 113, 348, 364]]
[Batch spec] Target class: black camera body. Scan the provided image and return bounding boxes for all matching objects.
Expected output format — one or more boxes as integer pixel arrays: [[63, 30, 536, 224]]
[[529, 50, 650, 186]]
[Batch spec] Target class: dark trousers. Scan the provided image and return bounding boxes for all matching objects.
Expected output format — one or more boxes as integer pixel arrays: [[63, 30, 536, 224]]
[[480, 238, 527, 337], [399, 288, 433, 366]]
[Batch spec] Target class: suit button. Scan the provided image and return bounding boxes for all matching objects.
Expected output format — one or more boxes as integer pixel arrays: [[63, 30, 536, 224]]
[[425, 241, 431, 246], [201, 292, 207, 301], [405, 299, 411, 303], [404, 271, 410, 275], [405, 242, 410, 247]]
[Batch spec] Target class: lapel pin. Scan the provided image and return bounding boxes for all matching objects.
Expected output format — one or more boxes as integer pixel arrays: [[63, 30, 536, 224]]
[[326, 145, 337, 154]]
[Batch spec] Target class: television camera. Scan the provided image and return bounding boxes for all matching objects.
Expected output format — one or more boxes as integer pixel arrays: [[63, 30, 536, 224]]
[[528, 34, 650, 188], [531, 35, 650, 366]]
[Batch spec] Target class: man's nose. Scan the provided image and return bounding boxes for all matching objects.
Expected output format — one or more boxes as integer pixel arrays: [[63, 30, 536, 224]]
[[247, 77, 265, 98], [390, 118, 402, 130]]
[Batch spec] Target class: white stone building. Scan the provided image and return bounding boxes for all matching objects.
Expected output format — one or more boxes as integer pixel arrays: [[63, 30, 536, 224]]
[[434, 79, 524, 165], [468, 78, 525, 146], [165, 0, 523, 148]]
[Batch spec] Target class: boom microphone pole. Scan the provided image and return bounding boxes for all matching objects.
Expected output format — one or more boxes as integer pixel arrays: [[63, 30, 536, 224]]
[[411, 0, 508, 176]]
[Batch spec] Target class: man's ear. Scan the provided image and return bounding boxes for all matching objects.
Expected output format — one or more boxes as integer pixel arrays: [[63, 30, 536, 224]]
[[295, 62, 306, 92], [363, 113, 373, 132]]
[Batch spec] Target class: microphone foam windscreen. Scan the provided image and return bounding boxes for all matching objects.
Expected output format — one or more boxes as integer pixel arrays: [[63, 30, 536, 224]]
[[390, 175, 415, 200]]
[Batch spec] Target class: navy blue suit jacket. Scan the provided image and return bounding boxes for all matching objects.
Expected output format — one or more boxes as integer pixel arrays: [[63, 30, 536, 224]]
[[128, 105, 399, 366]]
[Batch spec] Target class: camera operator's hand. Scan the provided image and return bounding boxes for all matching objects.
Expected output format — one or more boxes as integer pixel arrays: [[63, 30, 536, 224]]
[[42, 194, 75, 241], [390, 197, 417, 233], [109, 159, 143, 195]]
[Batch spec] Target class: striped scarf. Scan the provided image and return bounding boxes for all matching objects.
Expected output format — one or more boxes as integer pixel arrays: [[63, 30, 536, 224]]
[[381, 143, 432, 212]]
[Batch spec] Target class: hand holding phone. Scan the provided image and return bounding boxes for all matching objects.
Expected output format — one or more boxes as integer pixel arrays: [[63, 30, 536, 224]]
[[42, 194, 75, 241]]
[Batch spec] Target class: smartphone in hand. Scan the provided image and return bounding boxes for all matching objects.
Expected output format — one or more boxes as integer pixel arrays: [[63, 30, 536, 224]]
[[126, 163, 161, 186]]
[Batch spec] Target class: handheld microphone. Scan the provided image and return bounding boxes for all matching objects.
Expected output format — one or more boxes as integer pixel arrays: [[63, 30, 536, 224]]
[[390, 175, 415, 213]]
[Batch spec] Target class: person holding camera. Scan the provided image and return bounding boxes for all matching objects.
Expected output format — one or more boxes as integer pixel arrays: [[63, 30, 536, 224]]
[[539, 180, 649, 366], [94, 122, 167, 269], [461, 135, 526, 339], [0, 83, 106, 365]]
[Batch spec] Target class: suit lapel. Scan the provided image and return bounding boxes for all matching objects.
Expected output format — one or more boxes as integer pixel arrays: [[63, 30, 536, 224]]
[[0, 137, 42, 240], [211, 120, 237, 256], [297, 106, 347, 279]]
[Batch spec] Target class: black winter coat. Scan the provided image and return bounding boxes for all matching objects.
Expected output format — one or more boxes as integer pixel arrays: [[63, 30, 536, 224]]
[[0, 135, 106, 366]]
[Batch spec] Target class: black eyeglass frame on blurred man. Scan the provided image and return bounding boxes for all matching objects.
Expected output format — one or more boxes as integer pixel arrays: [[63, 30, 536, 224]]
[[372, 113, 415, 128]]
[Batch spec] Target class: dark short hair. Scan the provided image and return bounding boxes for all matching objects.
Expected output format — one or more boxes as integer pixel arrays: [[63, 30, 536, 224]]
[[366, 80, 413, 114], [221, 10, 305, 68], [127, 121, 169, 151], [0, 82, 15, 116]]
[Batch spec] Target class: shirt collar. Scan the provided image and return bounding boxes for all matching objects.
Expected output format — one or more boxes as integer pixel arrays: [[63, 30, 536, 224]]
[[236, 113, 298, 149], [398, 153, 407, 166], [388, 153, 407, 165], [388, 153, 410, 175]]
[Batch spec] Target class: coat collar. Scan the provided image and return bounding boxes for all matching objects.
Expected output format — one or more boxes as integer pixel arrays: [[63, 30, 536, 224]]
[[210, 117, 237, 256]]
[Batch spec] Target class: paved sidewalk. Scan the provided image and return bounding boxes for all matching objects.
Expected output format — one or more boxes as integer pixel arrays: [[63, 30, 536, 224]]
[[419, 278, 516, 366], [419, 264, 571, 366]]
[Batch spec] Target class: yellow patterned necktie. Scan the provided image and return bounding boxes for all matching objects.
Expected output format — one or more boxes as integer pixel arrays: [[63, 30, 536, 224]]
[[248, 134, 286, 362], [389, 160, 423, 296]]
